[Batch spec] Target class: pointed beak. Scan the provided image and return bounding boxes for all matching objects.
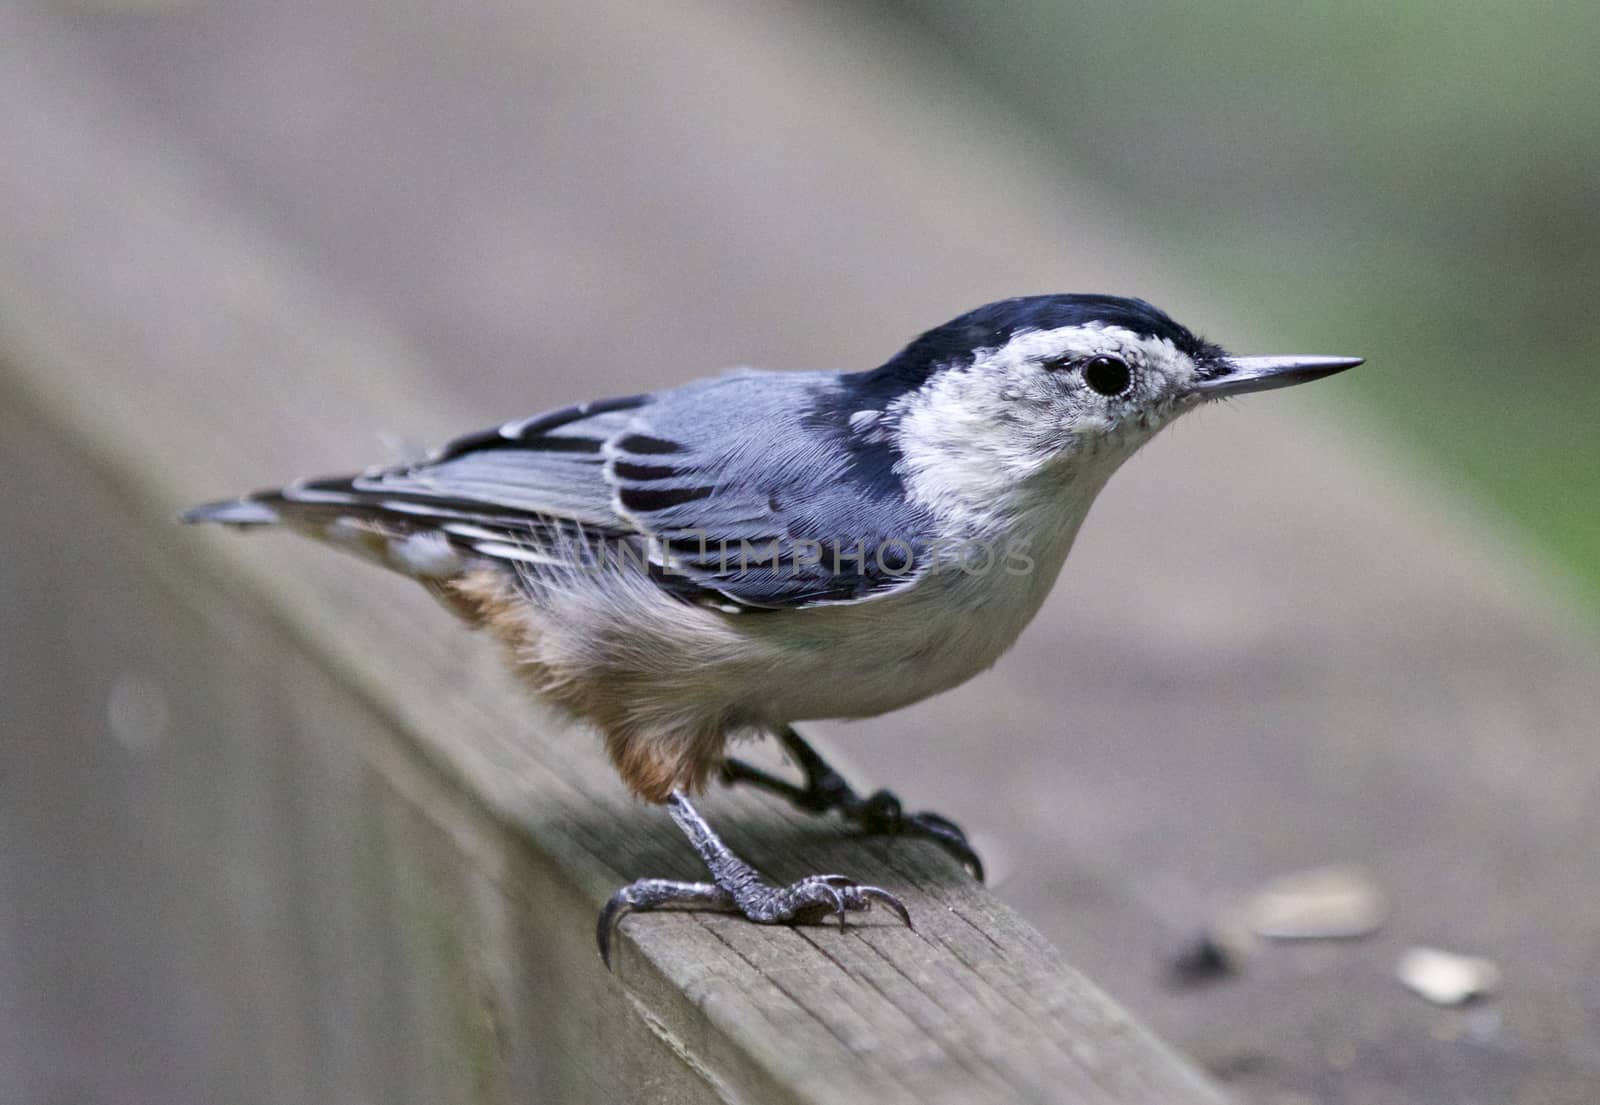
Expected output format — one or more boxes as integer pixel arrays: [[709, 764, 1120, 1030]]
[[1192, 354, 1364, 398]]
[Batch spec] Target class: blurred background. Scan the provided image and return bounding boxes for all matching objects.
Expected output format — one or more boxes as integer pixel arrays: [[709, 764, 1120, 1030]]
[[2, 1, 1597, 1103]]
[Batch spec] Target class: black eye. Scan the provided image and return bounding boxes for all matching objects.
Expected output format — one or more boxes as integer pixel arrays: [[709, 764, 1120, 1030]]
[[1082, 355, 1131, 397]]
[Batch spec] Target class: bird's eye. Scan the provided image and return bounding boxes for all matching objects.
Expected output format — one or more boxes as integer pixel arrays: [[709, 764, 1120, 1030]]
[[1082, 355, 1132, 397]]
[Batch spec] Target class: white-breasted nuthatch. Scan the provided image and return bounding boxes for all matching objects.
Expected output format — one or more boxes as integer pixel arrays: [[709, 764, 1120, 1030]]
[[185, 294, 1362, 963]]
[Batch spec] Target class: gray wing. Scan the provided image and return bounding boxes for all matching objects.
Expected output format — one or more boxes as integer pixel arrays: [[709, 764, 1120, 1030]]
[[211, 371, 937, 610]]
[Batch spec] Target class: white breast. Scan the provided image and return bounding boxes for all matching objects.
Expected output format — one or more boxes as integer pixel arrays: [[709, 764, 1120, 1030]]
[[742, 481, 1098, 723]]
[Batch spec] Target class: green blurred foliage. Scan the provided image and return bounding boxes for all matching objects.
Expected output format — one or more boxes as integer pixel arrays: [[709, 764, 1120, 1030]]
[[895, 0, 1600, 606]]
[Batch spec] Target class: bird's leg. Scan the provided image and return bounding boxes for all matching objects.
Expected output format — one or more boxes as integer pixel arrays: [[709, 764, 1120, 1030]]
[[597, 791, 910, 967], [721, 725, 985, 881]]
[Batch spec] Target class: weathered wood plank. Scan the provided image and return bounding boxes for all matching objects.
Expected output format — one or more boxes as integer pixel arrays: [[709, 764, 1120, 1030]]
[[0, 7, 1227, 1103]]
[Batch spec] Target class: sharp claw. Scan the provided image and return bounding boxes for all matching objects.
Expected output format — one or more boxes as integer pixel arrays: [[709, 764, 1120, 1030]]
[[904, 812, 986, 882], [909, 810, 962, 835], [596, 890, 634, 970], [825, 884, 848, 924], [857, 885, 914, 930], [946, 839, 985, 882], [768, 874, 917, 931]]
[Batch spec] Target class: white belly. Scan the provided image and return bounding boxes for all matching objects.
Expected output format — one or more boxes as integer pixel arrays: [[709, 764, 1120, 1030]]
[[741, 513, 1084, 723]]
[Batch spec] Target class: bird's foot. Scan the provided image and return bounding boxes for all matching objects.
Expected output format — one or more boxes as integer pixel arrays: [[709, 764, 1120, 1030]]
[[849, 788, 985, 882], [721, 725, 985, 881], [597, 794, 911, 968]]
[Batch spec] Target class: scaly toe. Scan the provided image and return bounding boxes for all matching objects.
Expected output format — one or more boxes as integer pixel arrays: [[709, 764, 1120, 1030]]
[[595, 877, 733, 969], [808, 875, 913, 929], [759, 874, 848, 924], [849, 791, 985, 882], [899, 811, 986, 882]]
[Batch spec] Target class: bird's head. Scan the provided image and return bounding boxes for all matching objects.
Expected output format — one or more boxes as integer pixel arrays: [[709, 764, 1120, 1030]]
[[868, 294, 1362, 522]]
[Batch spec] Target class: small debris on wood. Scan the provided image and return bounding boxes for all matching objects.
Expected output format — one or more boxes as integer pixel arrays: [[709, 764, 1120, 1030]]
[[1396, 946, 1500, 1005], [1168, 931, 1240, 986], [1167, 863, 1388, 984], [1167, 910, 1257, 987], [1242, 864, 1389, 941]]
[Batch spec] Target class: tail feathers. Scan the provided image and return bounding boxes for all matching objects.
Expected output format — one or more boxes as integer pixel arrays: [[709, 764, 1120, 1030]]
[[179, 478, 629, 584], [180, 496, 283, 526]]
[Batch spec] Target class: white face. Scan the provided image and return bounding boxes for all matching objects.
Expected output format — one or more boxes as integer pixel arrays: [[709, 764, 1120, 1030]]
[[885, 323, 1210, 524]]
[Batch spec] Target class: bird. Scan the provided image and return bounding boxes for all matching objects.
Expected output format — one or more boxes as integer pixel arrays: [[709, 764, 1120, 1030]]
[[184, 293, 1362, 966]]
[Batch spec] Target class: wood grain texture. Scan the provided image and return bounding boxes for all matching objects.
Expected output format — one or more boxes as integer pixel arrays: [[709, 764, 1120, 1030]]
[[0, 8, 1226, 1103]]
